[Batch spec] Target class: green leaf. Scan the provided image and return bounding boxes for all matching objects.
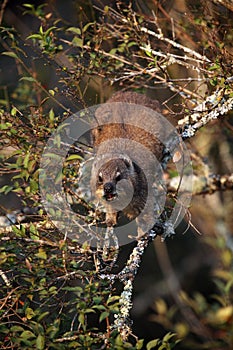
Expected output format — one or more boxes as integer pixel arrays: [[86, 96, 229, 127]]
[[35, 248, 47, 260], [12, 224, 26, 236], [10, 325, 25, 332], [27, 34, 43, 40], [23, 4, 34, 9], [209, 63, 221, 71], [20, 76, 37, 82], [39, 25, 44, 35], [29, 224, 39, 240], [49, 89, 55, 96], [11, 107, 17, 116], [146, 339, 160, 350], [25, 307, 35, 320], [36, 334, 45, 350], [44, 26, 57, 37], [2, 51, 18, 59], [163, 332, 176, 342], [30, 178, 38, 193], [107, 295, 120, 304], [0, 185, 14, 194], [78, 312, 85, 325], [67, 27, 81, 35], [23, 152, 30, 168], [72, 37, 83, 48], [83, 22, 95, 33], [85, 308, 95, 314], [37, 311, 49, 322], [28, 159, 37, 173], [0, 122, 12, 130], [136, 339, 144, 349], [92, 305, 106, 311], [128, 41, 137, 48], [93, 296, 102, 304], [66, 154, 83, 161], [20, 330, 36, 339], [99, 311, 109, 323]]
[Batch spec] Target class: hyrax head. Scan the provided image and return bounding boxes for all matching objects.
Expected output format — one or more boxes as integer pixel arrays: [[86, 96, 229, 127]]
[[93, 156, 135, 203]]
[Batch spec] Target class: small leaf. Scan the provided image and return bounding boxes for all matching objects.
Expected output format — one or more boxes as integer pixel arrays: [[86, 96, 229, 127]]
[[146, 339, 159, 350], [83, 22, 95, 33], [11, 107, 17, 116], [66, 154, 83, 161], [10, 325, 24, 332], [136, 339, 144, 349], [154, 299, 167, 315], [78, 312, 85, 325], [23, 4, 34, 9], [93, 296, 102, 304], [39, 25, 44, 35], [85, 308, 95, 314], [20, 76, 37, 82], [44, 26, 57, 37], [49, 90, 55, 96], [25, 307, 35, 320], [0, 185, 13, 194], [215, 305, 233, 324], [72, 37, 83, 48], [67, 27, 81, 35], [92, 305, 106, 311], [163, 332, 176, 342], [27, 34, 43, 40], [35, 248, 47, 260], [2, 51, 18, 59], [107, 295, 120, 304], [23, 152, 30, 168], [36, 334, 45, 350], [20, 330, 36, 339], [29, 224, 39, 239], [0, 122, 12, 130], [99, 311, 109, 323]]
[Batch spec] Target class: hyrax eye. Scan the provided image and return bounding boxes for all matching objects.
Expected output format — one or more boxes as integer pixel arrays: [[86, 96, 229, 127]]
[[98, 172, 103, 183], [115, 172, 121, 182]]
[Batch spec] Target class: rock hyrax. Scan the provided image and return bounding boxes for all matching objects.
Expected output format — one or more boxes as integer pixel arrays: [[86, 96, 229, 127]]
[[91, 91, 165, 237]]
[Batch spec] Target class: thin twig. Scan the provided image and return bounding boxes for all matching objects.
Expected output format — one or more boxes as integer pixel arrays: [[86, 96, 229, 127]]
[[0, 0, 8, 25]]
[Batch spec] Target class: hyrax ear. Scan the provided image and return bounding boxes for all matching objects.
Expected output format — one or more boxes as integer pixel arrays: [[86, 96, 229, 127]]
[[122, 155, 133, 169]]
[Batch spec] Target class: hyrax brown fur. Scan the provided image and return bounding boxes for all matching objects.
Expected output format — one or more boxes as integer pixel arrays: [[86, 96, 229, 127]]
[[91, 91, 165, 237]]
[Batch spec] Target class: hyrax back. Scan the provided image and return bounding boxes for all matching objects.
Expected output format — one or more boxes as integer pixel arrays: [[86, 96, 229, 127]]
[[91, 91, 165, 236]]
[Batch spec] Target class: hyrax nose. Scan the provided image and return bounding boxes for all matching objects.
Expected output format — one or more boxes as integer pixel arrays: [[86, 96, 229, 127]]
[[104, 182, 115, 194]]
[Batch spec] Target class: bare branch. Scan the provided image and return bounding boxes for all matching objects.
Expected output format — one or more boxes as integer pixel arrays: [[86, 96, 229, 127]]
[[179, 88, 233, 138], [140, 27, 211, 63], [212, 0, 233, 11]]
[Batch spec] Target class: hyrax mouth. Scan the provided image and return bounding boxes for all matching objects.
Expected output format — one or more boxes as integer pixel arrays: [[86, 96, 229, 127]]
[[103, 192, 118, 201]]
